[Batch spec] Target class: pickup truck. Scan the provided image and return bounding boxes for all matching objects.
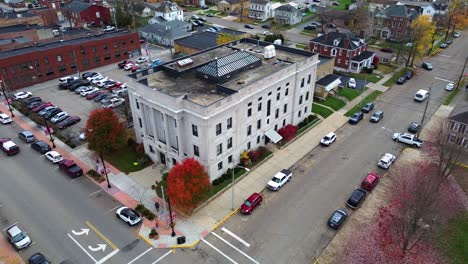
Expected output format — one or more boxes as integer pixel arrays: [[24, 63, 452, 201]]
[[58, 159, 83, 178], [392, 133, 423, 147]]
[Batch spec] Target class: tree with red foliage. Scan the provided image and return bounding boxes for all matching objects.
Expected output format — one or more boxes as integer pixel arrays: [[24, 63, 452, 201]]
[[277, 124, 298, 142], [166, 158, 211, 214], [248, 149, 261, 163], [85, 108, 127, 154]]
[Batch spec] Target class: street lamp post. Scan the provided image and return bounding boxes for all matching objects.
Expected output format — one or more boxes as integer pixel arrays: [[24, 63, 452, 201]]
[[42, 117, 56, 148], [231, 165, 250, 211], [0, 78, 14, 117], [99, 151, 112, 189], [167, 196, 176, 237]]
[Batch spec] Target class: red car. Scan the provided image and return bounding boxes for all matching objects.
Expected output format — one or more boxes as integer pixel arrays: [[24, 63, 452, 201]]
[[118, 60, 133, 69], [58, 159, 83, 178], [86, 90, 104, 100], [32, 102, 53, 112], [361, 172, 380, 191], [108, 82, 124, 91], [130, 64, 140, 72], [240, 192, 263, 214]]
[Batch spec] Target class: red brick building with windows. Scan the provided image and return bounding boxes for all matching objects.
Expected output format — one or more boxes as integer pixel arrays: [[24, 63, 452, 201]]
[[309, 32, 375, 73], [0, 31, 140, 91], [62, 0, 111, 28]]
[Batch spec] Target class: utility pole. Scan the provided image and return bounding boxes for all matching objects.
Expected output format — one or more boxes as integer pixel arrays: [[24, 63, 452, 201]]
[[417, 82, 432, 138], [111, 0, 118, 30], [455, 56, 467, 90]]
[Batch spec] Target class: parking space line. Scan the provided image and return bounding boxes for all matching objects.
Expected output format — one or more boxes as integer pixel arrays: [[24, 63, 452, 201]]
[[86, 221, 118, 250], [70, 176, 83, 183], [97, 248, 120, 264], [221, 227, 250, 247], [89, 190, 102, 196], [107, 205, 121, 213], [127, 247, 153, 264], [434, 77, 454, 83], [67, 233, 98, 262], [439, 54, 450, 57], [212, 232, 259, 264], [151, 249, 172, 264], [201, 238, 238, 264]]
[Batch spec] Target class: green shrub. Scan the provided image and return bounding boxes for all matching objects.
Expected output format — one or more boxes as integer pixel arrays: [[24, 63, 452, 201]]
[[147, 212, 156, 220], [142, 208, 150, 217], [127, 137, 136, 146], [135, 204, 144, 212], [149, 228, 158, 236], [162, 172, 169, 181], [212, 178, 220, 186]]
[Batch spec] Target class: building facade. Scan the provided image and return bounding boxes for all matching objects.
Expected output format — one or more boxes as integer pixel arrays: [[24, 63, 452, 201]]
[[127, 39, 319, 180], [62, 0, 111, 28], [139, 20, 192, 46], [248, 0, 272, 21], [371, 4, 419, 39], [274, 4, 302, 25], [448, 102, 468, 150], [0, 31, 140, 91], [153, 1, 184, 21]]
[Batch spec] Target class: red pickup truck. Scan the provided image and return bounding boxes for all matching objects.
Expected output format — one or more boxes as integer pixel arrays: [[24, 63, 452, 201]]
[[58, 159, 83, 178]]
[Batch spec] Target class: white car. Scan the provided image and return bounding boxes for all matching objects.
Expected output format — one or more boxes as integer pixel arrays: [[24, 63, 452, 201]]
[[103, 25, 116, 32], [14, 91, 32, 100], [45, 150, 64, 163], [86, 73, 102, 81], [112, 85, 127, 95], [97, 79, 114, 88], [320, 132, 336, 146], [79, 132, 87, 141], [392, 133, 423, 147], [91, 76, 107, 85], [102, 97, 125, 108], [116, 206, 142, 226], [124, 63, 136, 71], [80, 87, 99, 96], [378, 153, 396, 169], [267, 169, 292, 191], [0, 113, 12, 124], [263, 31, 273, 35], [59, 76, 78, 85], [50, 111, 69, 124], [136, 57, 148, 64], [6, 224, 31, 250], [445, 82, 454, 91], [348, 78, 356, 88]]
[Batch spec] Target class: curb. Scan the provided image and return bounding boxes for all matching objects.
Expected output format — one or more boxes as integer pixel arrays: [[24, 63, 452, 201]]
[[212, 208, 239, 231], [138, 231, 154, 247]]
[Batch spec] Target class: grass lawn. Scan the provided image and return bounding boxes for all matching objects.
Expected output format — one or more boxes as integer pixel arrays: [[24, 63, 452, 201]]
[[437, 213, 468, 264], [201, 10, 220, 14], [344, 91, 383, 116], [312, 103, 334, 118], [347, 72, 383, 83], [135, 16, 151, 28], [301, 30, 315, 36], [338, 87, 364, 101], [295, 43, 307, 49], [321, 97, 346, 111], [444, 87, 461, 105], [186, 6, 201, 11], [104, 145, 152, 172], [377, 64, 395, 74], [330, 0, 352, 10], [297, 117, 320, 134], [383, 67, 408, 87]]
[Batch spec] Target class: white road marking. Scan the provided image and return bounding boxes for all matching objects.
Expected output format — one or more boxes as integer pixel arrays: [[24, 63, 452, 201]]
[[439, 54, 451, 57], [107, 205, 121, 213], [67, 233, 97, 262], [70, 177, 83, 183], [89, 190, 102, 196], [127, 247, 153, 264], [212, 232, 259, 264], [97, 249, 119, 264], [88, 243, 107, 252], [221, 227, 250, 248], [72, 228, 90, 236], [201, 238, 238, 264], [434, 77, 454, 83], [151, 249, 173, 264]]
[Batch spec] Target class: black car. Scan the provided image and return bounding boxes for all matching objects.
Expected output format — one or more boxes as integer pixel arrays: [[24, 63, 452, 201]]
[[27, 100, 43, 109], [396, 76, 406, 84], [408, 122, 420, 133], [28, 252, 50, 264], [349, 112, 364, 124], [244, 24, 254, 29], [31, 140, 52, 154], [43, 108, 62, 119], [346, 189, 367, 209], [207, 14, 215, 17], [445, 39, 452, 45], [361, 102, 374, 113], [197, 20, 204, 26], [370, 110, 384, 123], [422, 62, 433, 70], [198, 17, 207, 22], [24, 96, 42, 105], [81, 72, 98, 79], [94, 92, 111, 102], [304, 25, 316, 30], [262, 24, 271, 29], [69, 79, 90, 90], [57, 116, 81, 129], [328, 209, 347, 229], [405, 70, 413, 80]]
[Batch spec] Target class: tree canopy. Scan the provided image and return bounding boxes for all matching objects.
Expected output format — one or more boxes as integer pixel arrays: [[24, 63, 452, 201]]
[[216, 33, 239, 45], [85, 108, 127, 154]]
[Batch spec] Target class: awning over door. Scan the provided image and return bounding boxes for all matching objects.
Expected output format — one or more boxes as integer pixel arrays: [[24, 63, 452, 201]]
[[265, 129, 283, 143]]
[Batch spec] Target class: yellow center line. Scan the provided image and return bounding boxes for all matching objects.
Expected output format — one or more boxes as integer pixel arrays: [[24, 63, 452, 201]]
[[86, 221, 118, 250]]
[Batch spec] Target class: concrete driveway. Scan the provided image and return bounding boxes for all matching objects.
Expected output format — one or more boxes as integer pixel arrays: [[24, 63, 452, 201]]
[[338, 75, 369, 90]]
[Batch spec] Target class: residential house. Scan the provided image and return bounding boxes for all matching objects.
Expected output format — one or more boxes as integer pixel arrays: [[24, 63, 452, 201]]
[[174, 28, 246, 55], [139, 19, 192, 46], [398, 1, 436, 21], [6, 0, 26, 8], [39, 0, 73, 12], [133, 3, 157, 17], [371, 3, 419, 39], [217, 0, 250, 15], [314, 56, 341, 99], [309, 32, 375, 73], [249, 0, 273, 21], [447, 101, 468, 150], [153, 1, 183, 21], [183, 0, 205, 6], [62, 0, 111, 28], [274, 4, 302, 25], [368, 0, 398, 14], [29, 7, 60, 26]]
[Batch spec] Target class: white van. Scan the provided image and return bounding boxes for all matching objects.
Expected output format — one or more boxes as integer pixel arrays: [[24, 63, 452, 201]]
[[414, 89, 430, 102]]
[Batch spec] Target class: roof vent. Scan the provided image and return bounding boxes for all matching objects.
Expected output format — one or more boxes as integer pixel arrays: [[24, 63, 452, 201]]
[[176, 58, 193, 67], [264, 45, 276, 59], [17, 14, 22, 18]]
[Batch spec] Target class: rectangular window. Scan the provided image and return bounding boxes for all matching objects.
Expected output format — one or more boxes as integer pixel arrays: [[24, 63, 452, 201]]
[[228, 155, 233, 163], [227, 117, 232, 129], [299, 95, 303, 105], [258, 102, 262, 111], [257, 135, 260, 144], [298, 111, 301, 117], [257, 119, 261, 129], [227, 137, 232, 149], [275, 109, 279, 118], [305, 92, 310, 101], [285, 88, 289, 96], [258, 97, 262, 101], [301, 78, 304, 88], [305, 106, 308, 113], [276, 93, 280, 101], [283, 104, 287, 113], [194, 145, 199, 157], [136, 101, 140, 109], [216, 123, 222, 135], [217, 143, 222, 155], [283, 119, 286, 127], [247, 108, 252, 117], [277, 87, 281, 91], [218, 161, 223, 170], [247, 125, 252, 136], [192, 124, 198, 137], [149, 145, 155, 153], [307, 74, 311, 84], [247, 142, 251, 150], [268, 91, 272, 96], [138, 118, 142, 128], [267, 100, 271, 116]]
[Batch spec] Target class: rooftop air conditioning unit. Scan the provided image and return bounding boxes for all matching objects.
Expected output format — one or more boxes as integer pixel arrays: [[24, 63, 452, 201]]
[[176, 58, 194, 67], [264, 45, 276, 59], [273, 39, 282, 45]]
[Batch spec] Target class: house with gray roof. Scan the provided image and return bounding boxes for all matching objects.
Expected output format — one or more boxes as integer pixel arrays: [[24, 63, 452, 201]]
[[153, 1, 183, 21], [274, 4, 302, 25], [140, 19, 191, 46], [371, 3, 419, 39], [448, 100, 468, 150], [249, 0, 273, 21], [62, 0, 111, 28]]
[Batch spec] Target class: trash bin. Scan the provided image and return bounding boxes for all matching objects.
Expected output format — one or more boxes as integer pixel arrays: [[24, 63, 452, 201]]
[[177, 236, 186, 245]]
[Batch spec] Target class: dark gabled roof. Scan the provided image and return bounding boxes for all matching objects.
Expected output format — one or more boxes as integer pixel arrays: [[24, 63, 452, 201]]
[[275, 4, 299, 12], [251, 0, 270, 4], [175, 31, 219, 50], [133, 3, 148, 13], [155, 1, 181, 13], [62, 0, 91, 13], [316, 74, 341, 86], [0, 24, 42, 34], [448, 101, 468, 124], [351, 51, 375, 62], [311, 32, 366, 50], [0, 11, 38, 19], [377, 4, 419, 19], [140, 20, 190, 38]]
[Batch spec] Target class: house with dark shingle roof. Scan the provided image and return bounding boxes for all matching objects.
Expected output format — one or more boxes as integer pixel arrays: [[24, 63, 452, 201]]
[[140, 19, 192, 46], [62, 0, 111, 28], [371, 3, 419, 39], [274, 4, 302, 25], [154, 1, 183, 21], [249, 0, 273, 21], [309, 32, 375, 73], [174, 29, 247, 55], [448, 100, 468, 150]]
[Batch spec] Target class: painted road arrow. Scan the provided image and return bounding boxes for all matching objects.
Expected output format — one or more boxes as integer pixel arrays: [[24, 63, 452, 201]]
[[88, 244, 107, 252], [72, 228, 90, 236]]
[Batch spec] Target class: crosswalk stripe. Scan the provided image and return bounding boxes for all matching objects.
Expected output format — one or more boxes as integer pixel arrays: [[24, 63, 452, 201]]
[[201, 238, 238, 264], [212, 232, 260, 264]]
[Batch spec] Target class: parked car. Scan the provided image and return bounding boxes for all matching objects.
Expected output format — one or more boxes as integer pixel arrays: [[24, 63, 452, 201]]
[[14, 91, 32, 100], [74, 86, 89, 94], [206, 13, 215, 17], [361, 172, 380, 191], [198, 17, 207, 22], [405, 70, 413, 80], [453, 32, 461, 38], [50, 112, 69, 124], [28, 252, 50, 264], [378, 153, 396, 169], [304, 25, 316, 30], [191, 15, 200, 20], [349, 112, 364, 124], [440, 43, 448, 49], [191, 21, 199, 27], [150, 59, 164, 67], [392, 132, 423, 147], [118, 60, 133, 69], [445, 82, 455, 91], [116, 206, 142, 226], [370, 110, 384, 123], [346, 189, 367, 209], [267, 169, 292, 191], [0, 113, 12, 124], [43, 108, 62, 119], [59, 76, 78, 85], [422, 62, 433, 70], [0, 138, 20, 156], [112, 85, 127, 96], [31, 140, 52, 154], [361, 102, 374, 113], [262, 24, 271, 29], [240, 192, 263, 214], [103, 25, 116, 32], [6, 224, 31, 250], [45, 150, 63, 163], [136, 57, 148, 64], [327, 23, 336, 28], [81, 87, 100, 96], [97, 78, 113, 87], [320, 132, 336, 146], [348, 78, 356, 88], [310, 21, 322, 27], [101, 94, 119, 104], [102, 81, 117, 89], [130, 64, 140, 72], [414, 89, 430, 102], [124, 63, 136, 71], [57, 116, 80, 129], [24, 96, 42, 105], [380, 47, 393, 53], [327, 209, 347, 229], [88, 74, 104, 82], [407, 122, 420, 133], [27, 100, 43, 109], [244, 24, 254, 29], [396, 76, 406, 84], [58, 159, 83, 178], [38, 106, 57, 117], [102, 97, 125, 108], [91, 76, 107, 85], [94, 92, 111, 102], [445, 39, 452, 45], [69, 80, 90, 91], [18, 130, 35, 143], [197, 20, 204, 26], [86, 90, 105, 100], [32, 102, 53, 112]]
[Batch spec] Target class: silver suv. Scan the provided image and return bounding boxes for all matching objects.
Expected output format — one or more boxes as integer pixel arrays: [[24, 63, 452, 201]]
[[6, 224, 31, 250]]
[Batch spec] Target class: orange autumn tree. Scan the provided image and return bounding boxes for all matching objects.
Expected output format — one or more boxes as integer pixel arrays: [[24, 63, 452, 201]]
[[166, 158, 211, 214]]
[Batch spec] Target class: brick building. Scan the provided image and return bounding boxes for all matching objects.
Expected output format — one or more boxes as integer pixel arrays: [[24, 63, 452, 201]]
[[309, 32, 375, 73], [0, 31, 140, 91], [372, 4, 419, 39], [29, 7, 60, 26], [62, 0, 111, 28]]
